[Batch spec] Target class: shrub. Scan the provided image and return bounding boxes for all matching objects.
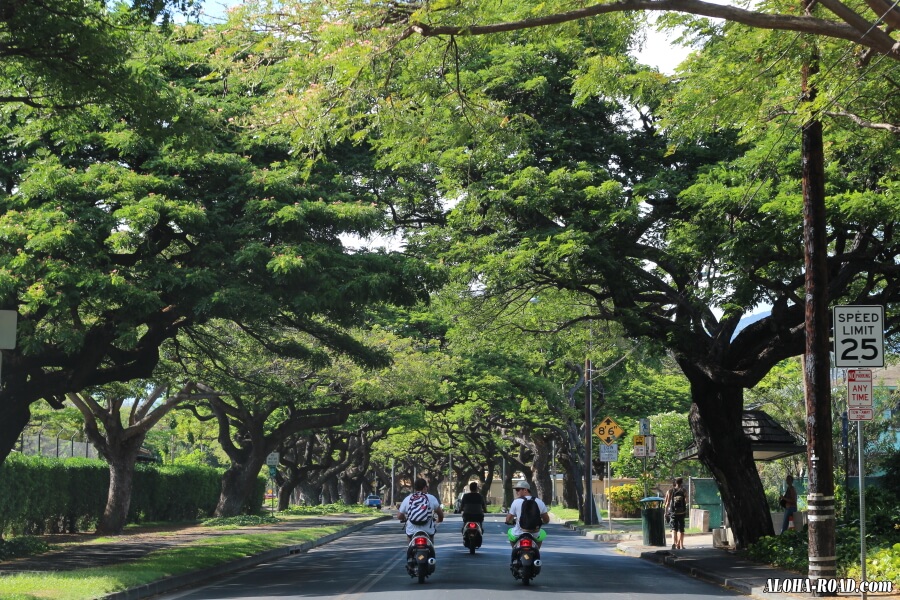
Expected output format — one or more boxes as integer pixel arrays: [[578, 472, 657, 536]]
[[607, 484, 644, 515]]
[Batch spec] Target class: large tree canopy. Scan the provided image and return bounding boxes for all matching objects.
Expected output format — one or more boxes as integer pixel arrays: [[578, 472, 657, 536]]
[[0, 21, 434, 467], [207, 2, 899, 546]]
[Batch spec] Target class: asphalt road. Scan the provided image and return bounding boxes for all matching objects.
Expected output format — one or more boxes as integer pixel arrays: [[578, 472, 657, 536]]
[[154, 515, 742, 599]]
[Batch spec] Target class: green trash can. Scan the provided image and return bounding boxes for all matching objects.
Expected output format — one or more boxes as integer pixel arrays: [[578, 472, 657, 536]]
[[640, 496, 666, 546]]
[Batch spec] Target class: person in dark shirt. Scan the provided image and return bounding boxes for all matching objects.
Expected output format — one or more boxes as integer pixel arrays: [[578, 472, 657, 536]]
[[459, 481, 487, 523]]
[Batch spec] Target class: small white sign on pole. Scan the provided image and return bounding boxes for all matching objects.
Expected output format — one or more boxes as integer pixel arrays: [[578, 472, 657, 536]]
[[645, 435, 657, 457], [848, 369, 874, 421], [266, 452, 280, 466], [638, 418, 650, 435], [600, 444, 618, 463], [0, 310, 17, 350]]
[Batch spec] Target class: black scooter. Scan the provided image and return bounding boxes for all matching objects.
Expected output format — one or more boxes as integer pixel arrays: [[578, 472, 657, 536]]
[[461, 520, 483, 554], [510, 532, 542, 585], [405, 529, 436, 583]]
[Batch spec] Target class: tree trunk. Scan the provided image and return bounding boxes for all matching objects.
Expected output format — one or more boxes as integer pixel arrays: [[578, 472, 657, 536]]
[[0, 396, 31, 467], [686, 376, 774, 548], [322, 478, 339, 503], [502, 469, 514, 510], [559, 455, 581, 509], [98, 455, 137, 535], [530, 434, 553, 505], [295, 480, 319, 505], [340, 475, 363, 504], [216, 458, 264, 517]]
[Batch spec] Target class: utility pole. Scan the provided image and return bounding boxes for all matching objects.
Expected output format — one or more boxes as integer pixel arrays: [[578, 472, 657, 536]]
[[800, 32, 837, 592], [584, 357, 595, 525]]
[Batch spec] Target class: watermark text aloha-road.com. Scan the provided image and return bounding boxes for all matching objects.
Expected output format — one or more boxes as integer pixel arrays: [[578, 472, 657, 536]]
[[764, 578, 894, 594]]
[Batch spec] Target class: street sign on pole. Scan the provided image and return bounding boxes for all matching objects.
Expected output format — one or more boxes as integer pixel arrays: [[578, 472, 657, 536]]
[[645, 435, 657, 457], [594, 417, 624, 446], [638, 418, 650, 435], [266, 452, 280, 466], [847, 369, 874, 421], [599, 444, 618, 462], [833, 305, 885, 368], [633, 445, 646, 458], [0, 310, 16, 350]]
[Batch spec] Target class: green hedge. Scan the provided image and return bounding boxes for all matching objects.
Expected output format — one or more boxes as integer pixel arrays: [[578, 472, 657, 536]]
[[0, 453, 265, 535]]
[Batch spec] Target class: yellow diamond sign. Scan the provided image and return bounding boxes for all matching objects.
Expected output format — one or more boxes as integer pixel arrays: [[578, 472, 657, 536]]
[[594, 416, 624, 446]]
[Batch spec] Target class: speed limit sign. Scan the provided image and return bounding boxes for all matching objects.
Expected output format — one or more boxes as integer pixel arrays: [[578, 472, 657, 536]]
[[833, 305, 884, 368]]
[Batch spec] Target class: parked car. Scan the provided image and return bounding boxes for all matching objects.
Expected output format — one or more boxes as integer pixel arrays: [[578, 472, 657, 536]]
[[364, 494, 382, 509]]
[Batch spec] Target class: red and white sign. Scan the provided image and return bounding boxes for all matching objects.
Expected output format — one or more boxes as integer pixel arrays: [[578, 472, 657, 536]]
[[849, 408, 874, 421], [848, 369, 873, 407], [848, 369, 874, 421]]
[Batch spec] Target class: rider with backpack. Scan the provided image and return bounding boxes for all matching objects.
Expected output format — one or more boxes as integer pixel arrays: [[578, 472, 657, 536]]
[[505, 480, 550, 548], [398, 478, 444, 541]]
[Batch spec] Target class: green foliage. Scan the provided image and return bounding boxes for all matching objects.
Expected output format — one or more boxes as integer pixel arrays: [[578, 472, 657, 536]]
[[845, 543, 900, 584], [201, 514, 280, 528], [607, 483, 644, 514], [0, 454, 248, 535], [280, 501, 378, 516], [749, 485, 900, 584], [879, 447, 900, 497], [746, 528, 809, 572], [0, 536, 49, 560], [614, 412, 706, 479]]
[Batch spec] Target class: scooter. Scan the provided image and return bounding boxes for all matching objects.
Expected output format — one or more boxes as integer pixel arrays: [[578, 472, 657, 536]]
[[461, 520, 483, 554], [510, 532, 542, 585], [405, 529, 436, 583]]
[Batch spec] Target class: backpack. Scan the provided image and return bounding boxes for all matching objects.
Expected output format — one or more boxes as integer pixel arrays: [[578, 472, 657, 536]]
[[672, 489, 686, 516], [406, 492, 433, 525], [518, 496, 542, 531]]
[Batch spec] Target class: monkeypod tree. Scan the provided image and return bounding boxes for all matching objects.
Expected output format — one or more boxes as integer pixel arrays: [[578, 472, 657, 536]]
[[172, 320, 450, 516], [66, 380, 213, 534], [0, 20, 432, 468], [211, 0, 899, 547]]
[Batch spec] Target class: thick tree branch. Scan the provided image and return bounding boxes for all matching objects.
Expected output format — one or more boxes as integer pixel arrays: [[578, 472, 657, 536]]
[[403, 0, 900, 58]]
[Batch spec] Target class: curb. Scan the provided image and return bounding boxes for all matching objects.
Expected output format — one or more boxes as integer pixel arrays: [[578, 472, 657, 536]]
[[555, 517, 642, 542], [101, 514, 392, 600], [619, 544, 813, 600]]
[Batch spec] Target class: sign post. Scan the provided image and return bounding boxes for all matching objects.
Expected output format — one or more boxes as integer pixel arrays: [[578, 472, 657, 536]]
[[0, 310, 18, 384], [266, 452, 279, 512], [834, 305, 885, 596], [595, 417, 623, 533]]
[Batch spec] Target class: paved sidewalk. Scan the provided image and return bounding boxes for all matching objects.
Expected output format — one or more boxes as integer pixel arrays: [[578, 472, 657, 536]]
[[615, 532, 815, 600], [557, 518, 898, 600], [0, 513, 392, 600], [557, 518, 818, 600]]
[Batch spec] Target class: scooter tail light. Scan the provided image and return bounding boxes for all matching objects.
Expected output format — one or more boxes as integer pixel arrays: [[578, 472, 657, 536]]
[[414, 536, 429, 547], [467, 522, 478, 529], [519, 538, 533, 548]]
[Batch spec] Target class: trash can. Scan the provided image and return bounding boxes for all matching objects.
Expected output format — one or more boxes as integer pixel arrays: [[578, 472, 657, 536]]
[[640, 496, 666, 546]]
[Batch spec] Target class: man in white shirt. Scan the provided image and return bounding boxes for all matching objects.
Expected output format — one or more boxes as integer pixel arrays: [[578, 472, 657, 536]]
[[505, 480, 549, 547], [398, 478, 444, 540]]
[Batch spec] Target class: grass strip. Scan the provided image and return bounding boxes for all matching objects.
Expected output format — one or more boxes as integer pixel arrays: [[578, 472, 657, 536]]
[[0, 518, 364, 600]]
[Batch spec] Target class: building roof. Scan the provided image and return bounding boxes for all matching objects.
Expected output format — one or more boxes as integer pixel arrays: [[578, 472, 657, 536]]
[[676, 410, 806, 463]]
